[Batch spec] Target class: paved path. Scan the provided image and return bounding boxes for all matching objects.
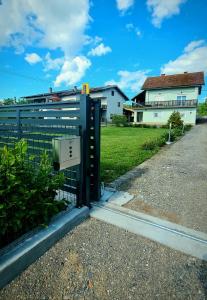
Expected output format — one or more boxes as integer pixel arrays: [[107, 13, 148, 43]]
[[0, 219, 207, 300], [115, 124, 207, 233]]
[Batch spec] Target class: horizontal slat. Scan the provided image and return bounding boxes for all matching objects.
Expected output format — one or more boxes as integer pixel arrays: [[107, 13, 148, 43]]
[[20, 118, 80, 126], [27, 147, 52, 156], [0, 119, 17, 124], [27, 140, 52, 150], [21, 126, 80, 135], [21, 133, 63, 140], [0, 125, 18, 131], [63, 185, 77, 194], [0, 101, 80, 110], [21, 110, 80, 118], [0, 112, 17, 117], [0, 131, 18, 137], [0, 136, 18, 143]]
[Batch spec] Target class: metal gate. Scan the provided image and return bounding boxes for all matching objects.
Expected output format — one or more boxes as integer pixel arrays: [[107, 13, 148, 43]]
[[0, 94, 101, 207]]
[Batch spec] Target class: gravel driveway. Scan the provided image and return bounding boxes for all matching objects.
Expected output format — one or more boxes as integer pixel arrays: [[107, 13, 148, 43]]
[[0, 218, 207, 300], [117, 124, 207, 233]]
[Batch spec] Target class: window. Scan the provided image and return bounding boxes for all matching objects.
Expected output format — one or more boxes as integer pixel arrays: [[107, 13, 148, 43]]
[[117, 102, 120, 107], [177, 96, 186, 101], [111, 90, 114, 96], [154, 113, 158, 117]]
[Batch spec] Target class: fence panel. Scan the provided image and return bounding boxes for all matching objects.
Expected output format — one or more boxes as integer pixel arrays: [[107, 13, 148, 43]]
[[0, 96, 101, 207]]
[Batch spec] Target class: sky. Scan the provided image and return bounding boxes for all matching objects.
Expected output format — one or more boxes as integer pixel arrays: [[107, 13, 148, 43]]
[[0, 0, 207, 101]]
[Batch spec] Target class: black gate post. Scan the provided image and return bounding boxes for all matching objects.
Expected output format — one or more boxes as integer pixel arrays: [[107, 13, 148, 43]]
[[79, 94, 91, 207], [90, 99, 101, 201]]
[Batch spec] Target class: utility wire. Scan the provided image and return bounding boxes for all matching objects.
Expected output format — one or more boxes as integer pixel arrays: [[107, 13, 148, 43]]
[[0, 68, 51, 83]]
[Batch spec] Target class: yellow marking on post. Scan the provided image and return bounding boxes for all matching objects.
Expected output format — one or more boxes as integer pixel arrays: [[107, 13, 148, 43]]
[[81, 83, 90, 95]]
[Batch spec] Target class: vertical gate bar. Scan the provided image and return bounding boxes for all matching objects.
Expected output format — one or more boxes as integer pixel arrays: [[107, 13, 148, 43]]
[[16, 108, 21, 140], [91, 99, 101, 201], [80, 94, 91, 207]]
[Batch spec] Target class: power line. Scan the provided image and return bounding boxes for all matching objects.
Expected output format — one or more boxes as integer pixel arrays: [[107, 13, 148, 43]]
[[0, 68, 51, 83]]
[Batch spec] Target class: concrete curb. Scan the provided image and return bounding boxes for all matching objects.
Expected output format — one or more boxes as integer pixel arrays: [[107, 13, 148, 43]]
[[0, 207, 89, 289]]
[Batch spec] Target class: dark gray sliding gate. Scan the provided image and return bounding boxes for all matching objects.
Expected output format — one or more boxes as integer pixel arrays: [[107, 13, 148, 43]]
[[0, 94, 101, 207]]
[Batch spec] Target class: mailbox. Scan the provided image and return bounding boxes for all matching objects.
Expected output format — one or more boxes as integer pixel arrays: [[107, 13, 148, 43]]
[[52, 136, 81, 171]]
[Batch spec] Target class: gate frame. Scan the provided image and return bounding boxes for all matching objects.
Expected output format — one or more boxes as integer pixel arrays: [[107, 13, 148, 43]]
[[0, 95, 101, 207]]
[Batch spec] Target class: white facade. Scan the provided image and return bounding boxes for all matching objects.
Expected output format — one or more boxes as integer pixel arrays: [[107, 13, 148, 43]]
[[145, 87, 199, 103], [133, 86, 199, 125], [134, 108, 197, 125], [61, 88, 126, 122]]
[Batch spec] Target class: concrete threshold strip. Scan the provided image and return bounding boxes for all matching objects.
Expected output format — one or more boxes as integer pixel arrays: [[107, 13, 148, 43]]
[[0, 207, 89, 289], [91, 201, 207, 261]]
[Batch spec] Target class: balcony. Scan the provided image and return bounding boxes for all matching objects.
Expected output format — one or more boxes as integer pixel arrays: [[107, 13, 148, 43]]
[[132, 99, 197, 109]]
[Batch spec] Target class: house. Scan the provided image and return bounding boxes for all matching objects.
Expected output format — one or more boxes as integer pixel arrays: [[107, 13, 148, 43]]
[[22, 85, 128, 123], [130, 71, 205, 125]]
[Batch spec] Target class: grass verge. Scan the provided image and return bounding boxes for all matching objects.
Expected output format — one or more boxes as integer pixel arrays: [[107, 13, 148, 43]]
[[101, 127, 167, 183]]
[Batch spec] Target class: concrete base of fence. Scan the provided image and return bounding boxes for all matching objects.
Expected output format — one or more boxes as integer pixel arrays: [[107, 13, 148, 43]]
[[0, 207, 89, 289]]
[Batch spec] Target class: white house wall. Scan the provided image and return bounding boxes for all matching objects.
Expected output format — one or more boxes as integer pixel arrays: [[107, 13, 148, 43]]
[[134, 108, 196, 125], [146, 87, 199, 102], [61, 88, 126, 122]]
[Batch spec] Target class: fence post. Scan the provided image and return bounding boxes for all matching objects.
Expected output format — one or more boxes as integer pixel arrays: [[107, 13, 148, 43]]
[[79, 94, 91, 207], [90, 99, 101, 201]]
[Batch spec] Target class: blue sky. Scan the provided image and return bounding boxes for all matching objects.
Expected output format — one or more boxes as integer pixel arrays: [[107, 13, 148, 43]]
[[0, 0, 207, 101]]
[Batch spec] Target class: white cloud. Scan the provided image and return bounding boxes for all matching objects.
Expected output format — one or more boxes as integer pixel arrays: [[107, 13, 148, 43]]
[[161, 40, 207, 74], [116, 0, 134, 14], [184, 40, 205, 53], [147, 0, 187, 27], [24, 53, 42, 64], [44, 53, 64, 71], [88, 43, 112, 56], [0, 0, 90, 55], [126, 23, 141, 37], [105, 70, 150, 92], [54, 56, 91, 87]]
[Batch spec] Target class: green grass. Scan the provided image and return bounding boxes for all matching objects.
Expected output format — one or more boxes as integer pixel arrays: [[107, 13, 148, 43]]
[[101, 127, 167, 183]]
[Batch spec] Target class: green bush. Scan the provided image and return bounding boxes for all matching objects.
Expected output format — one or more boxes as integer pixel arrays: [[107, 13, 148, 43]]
[[0, 140, 67, 248], [184, 124, 192, 131], [112, 115, 128, 127], [167, 111, 183, 128], [141, 139, 157, 150]]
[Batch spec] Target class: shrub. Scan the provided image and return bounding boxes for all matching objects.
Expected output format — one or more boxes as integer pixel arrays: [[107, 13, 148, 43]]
[[141, 139, 158, 150], [0, 140, 67, 248], [167, 111, 183, 128], [112, 114, 128, 127], [184, 124, 192, 131]]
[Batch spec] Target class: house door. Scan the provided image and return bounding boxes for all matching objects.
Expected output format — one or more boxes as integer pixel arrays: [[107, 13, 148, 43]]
[[137, 112, 143, 122]]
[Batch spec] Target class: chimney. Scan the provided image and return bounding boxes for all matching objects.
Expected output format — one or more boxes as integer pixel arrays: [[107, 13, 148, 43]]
[[161, 73, 165, 76], [49, 87, 52, 93]]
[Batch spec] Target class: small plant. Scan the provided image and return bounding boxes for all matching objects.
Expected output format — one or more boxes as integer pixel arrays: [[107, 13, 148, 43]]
[[184, 124, 192, 131], [112, 115, 128, 127], [0, 140, 67, 247], [167, 111, 183, 128], [141, 139, 158, 150]]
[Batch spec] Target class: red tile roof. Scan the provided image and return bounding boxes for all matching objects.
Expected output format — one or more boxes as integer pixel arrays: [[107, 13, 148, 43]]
[[142, 72, 205, 90]]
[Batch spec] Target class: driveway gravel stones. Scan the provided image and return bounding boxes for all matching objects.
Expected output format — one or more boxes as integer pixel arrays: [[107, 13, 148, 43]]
[[0, 218, 207, 300], [114, 124, 207, 233]]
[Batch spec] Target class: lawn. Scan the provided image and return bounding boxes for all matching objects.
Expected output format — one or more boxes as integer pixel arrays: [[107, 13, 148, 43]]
[[101, 127, 167, 183]]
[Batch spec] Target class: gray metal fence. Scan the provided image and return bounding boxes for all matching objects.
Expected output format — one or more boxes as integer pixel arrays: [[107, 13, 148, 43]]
[[0, 94, 101, 207]]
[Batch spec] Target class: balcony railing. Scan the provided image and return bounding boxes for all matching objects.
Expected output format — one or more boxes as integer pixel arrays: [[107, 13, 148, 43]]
[[132, 99, 197, 109]]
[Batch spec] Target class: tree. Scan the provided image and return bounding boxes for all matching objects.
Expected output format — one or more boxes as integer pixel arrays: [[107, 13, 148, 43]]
[[167, 111, 183, 128]]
